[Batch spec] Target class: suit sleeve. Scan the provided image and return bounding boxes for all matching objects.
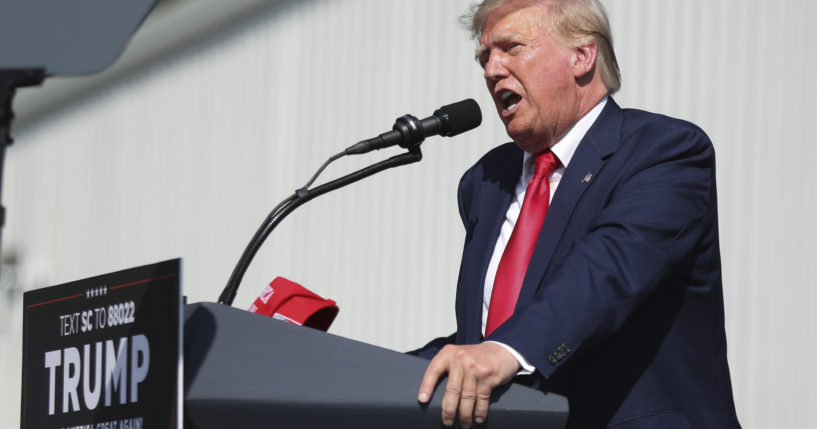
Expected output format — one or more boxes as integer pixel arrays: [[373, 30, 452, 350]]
[[406, 333, 457, 359], [488, 121, 717, 377]]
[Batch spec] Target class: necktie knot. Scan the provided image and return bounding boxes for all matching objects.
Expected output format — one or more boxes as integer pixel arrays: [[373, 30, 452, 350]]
[[534, 150, 559, 178]]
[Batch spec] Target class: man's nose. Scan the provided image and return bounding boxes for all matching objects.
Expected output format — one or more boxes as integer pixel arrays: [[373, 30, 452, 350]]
[[483, 53, 507, 81]]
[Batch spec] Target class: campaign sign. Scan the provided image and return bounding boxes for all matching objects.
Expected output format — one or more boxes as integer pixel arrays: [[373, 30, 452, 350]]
[[21, 259, 182, 429]]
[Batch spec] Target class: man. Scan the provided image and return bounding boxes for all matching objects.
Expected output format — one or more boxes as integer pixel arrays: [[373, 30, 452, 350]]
[[412, 0, 742, 428]]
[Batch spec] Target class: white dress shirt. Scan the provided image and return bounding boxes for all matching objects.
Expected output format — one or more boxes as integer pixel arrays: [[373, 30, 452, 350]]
[[483, 97, 608, 373]]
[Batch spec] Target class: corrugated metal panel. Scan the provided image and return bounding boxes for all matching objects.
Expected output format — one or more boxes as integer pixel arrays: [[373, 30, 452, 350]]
[[2, 0, 816, 426]]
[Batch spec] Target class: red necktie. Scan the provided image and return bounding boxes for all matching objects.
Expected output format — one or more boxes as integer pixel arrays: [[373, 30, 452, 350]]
[[485, 150, 560, 337]]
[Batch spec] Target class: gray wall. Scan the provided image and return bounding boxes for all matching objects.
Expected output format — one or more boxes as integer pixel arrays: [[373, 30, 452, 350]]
[[2, 0, 816, 427]]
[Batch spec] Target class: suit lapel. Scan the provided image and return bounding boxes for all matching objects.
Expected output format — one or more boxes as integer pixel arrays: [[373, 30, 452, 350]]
[[515, 99, 624, 308], [460, 149, 522, 342]]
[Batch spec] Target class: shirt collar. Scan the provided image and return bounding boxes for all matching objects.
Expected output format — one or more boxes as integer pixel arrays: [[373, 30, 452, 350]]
[[522, 96, 608, 172]]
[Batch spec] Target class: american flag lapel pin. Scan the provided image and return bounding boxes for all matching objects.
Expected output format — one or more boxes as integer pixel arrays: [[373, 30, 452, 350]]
[[582, 172, 593, 183]]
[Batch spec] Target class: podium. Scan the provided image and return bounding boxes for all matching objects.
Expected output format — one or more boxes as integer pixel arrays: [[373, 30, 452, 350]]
[[183, 302, 568, 428]]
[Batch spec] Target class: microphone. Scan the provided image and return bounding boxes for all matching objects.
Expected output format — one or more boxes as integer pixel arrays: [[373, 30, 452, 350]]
[[345, 98, 482, 155]]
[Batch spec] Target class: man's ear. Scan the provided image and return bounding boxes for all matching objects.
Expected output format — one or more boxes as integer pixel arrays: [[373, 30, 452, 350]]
[[572, 43, 598, 79]]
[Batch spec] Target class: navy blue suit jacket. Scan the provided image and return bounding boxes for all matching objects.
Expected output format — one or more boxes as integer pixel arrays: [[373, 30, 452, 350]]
[[412, 99, 741, 428]]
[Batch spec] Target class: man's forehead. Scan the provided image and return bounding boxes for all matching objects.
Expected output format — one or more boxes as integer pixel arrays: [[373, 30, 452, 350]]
[[483, 0, 551, 26], [478, 3, 549, 47]]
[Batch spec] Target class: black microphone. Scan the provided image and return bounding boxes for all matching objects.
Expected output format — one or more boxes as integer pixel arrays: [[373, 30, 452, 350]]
[[345, 98, 482, 155]]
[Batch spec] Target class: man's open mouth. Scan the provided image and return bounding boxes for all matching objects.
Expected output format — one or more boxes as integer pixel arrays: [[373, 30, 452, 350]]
[[500, 90, 522, 112]]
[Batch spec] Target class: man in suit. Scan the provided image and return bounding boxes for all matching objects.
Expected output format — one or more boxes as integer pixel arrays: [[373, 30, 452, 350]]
[[413, 0, 742, 428]]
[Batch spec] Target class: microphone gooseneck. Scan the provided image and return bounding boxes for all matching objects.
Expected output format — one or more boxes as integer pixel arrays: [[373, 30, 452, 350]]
[[218, 99, 482, 306]]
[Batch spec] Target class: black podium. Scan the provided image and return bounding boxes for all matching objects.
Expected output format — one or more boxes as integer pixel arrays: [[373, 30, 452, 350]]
[[183, 302, 568, 428]]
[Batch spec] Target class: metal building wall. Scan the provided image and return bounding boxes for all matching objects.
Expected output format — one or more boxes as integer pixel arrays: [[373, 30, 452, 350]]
[[2, 0, 815, 427]]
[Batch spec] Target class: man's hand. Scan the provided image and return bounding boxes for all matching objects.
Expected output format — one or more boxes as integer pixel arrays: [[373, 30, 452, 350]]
[[417, 342, 520, 428]]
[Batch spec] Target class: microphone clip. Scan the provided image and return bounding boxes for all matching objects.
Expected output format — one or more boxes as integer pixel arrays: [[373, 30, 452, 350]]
[[392, 114, 426, 150]]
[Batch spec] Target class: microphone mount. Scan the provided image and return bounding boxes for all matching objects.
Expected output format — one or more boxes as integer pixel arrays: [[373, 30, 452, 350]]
[[393, 114, 427, 150]]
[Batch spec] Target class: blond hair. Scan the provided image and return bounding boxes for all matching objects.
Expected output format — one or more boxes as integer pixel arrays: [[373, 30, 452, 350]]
[[463, 0, 621, 94]]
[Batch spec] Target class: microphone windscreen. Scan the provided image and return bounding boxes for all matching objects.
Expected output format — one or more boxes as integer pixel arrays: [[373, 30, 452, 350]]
[[437, 98, 482, 137]]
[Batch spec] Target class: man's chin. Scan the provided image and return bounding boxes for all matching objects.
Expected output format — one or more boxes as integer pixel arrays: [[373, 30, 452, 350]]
[[511, 136, 551, 155], [505, 128, 535, 152]]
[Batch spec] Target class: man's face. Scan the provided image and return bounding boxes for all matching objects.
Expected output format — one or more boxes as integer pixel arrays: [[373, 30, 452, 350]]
[[478, 2, 579, 153]]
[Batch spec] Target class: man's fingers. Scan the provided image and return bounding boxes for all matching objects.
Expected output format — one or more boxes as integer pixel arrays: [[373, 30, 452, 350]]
[[458, 373, 478, 428], [441, 364, 464, 426], [473, 384, 492, 424], [418, 343, 521, 427], [418, 354, 448, 403]]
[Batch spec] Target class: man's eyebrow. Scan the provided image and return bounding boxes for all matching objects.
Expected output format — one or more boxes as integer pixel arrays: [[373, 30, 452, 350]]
[[474, 33, 518, 61], [491, 33, 516, 44]]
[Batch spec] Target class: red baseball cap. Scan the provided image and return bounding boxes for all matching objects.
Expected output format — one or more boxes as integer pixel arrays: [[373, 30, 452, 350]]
[[248, 277, 339, 331]]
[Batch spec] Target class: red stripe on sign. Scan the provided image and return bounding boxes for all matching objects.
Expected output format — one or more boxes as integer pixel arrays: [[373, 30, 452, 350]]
[[110, 273, 177, 290], [25, 293, 85, 308]]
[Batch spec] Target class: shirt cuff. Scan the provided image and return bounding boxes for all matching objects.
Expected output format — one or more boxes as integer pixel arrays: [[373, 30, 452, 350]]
[[485, 340, 536, 375]]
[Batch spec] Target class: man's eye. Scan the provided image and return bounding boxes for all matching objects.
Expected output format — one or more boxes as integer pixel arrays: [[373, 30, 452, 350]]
[[478, 54, 489, 68]]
